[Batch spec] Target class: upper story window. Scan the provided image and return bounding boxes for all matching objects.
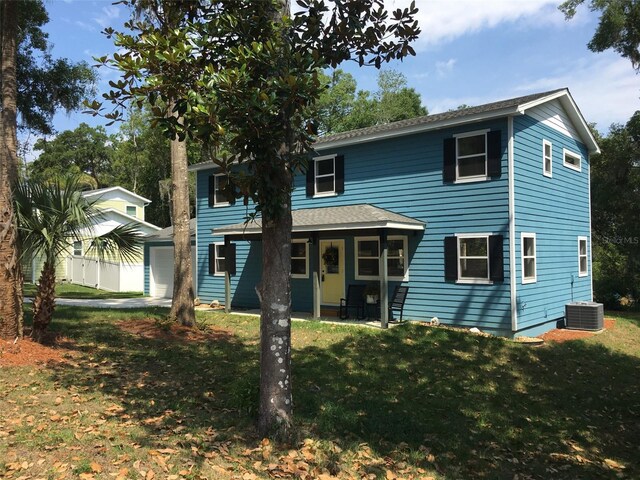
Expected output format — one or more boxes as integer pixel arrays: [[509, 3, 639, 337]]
[[126, 205, 137, 217], [443, 130, 502, 183], [521, 233, 537, 284], [306, 154, 345, 197], [73, 240, 83, 256], [291, 240, 309, 278], [457, 132, 487, 180], [354, 236, 408, 281], [208, 173, 235, 208], [543, 140, 552, 177], [563, 148, 581, 172], [578, 236, 588, 276]]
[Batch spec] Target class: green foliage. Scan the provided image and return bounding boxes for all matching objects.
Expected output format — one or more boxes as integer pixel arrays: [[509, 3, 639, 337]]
[[316, 68, 427, 135], [590, 112, 640, 307], [29, 123, 113, 188], [0, 0, 96, 134], [560, 0, 640, 70]]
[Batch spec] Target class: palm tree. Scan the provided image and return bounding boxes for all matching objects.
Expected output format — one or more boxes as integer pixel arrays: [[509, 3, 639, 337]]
[[14, 175, 143, 340]]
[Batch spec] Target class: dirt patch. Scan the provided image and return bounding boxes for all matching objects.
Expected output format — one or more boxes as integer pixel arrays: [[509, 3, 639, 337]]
[[541, 318, 616, 343], [0, 334, 76, 367], [116, 318, 233, 342]]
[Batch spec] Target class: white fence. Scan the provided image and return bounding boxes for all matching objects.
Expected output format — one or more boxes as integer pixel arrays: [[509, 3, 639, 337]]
[[66, 256, 143, 292]]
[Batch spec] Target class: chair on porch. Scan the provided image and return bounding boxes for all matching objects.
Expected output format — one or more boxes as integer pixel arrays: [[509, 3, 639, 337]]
[[339, 284, 366, 320], [388, 285, 409, 322]]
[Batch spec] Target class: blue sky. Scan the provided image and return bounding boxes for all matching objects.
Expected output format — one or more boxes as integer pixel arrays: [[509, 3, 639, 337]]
[[33, 0, 640, 151]]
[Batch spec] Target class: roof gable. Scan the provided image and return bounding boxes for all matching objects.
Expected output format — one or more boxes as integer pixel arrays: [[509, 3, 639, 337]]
[[82, 186, 152, 205]]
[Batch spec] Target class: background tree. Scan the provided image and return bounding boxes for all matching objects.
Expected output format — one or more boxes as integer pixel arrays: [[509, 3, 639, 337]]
[[92, 0, 420, 436], [560, 0, 640, 70], [29, 123, 113, 188], [590, 113, 640, 307], [14, 175, 142, 341], [317, 69, 427, 135], [0, 0, 95, 340]]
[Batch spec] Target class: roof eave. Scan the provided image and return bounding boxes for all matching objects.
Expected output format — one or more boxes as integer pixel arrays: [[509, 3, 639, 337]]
[[212, 220, 425, 237]]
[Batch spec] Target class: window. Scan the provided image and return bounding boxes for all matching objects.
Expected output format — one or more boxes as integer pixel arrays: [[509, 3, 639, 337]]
[[543, 140, 552, 177], [214, 174, 230, 206], [126, 205, 137, 217], [291, 240, 308, 278], [354, 236, 408, 281], [73, 241, 82, 256], [456, 132, 487, 180], [458, 235, 489, 281], [315, 155, 335, 196], [521, 233, 536, 283], [214, 243, 226, 275], [578, 236, 588, 276], [563, 148, 581, 171], [306, 154, 344, 197]]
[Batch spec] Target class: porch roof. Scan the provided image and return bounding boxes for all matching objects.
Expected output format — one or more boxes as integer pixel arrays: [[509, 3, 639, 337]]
[[212, 204, 425, 237]]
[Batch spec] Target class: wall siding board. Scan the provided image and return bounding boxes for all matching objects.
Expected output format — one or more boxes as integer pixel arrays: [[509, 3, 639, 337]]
[[513, 113, 592, 336], [195, 119, 515, 334]]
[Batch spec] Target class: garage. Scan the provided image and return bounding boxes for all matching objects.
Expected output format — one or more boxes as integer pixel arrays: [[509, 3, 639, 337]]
[[145, 219, 197, 298], [149, 246, 197, 298]]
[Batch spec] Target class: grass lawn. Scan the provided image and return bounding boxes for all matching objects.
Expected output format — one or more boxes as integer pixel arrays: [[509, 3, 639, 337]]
[[1, 309, 639, 479], [23, 282, 143, 299]]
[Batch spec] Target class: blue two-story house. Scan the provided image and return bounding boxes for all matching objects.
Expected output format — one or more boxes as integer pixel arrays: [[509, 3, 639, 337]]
[[181, 88, 598, 338]]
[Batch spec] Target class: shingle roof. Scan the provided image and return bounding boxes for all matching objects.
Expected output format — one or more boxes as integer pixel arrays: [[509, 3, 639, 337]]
[[145, 218, 196, 241], [212, 204, 424, 236], [315, 88, 567, 147]]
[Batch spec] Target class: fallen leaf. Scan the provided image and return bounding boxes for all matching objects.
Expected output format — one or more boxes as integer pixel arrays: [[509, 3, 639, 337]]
[[90, 462, 102, 473]]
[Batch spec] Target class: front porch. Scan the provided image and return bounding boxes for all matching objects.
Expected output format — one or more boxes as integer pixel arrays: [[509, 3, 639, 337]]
[[211, 204, 425, 328]]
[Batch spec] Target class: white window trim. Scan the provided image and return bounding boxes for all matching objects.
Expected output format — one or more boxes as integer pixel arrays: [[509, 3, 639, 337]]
[[214, 173, 230, 207], [213, 242, 226, 276], [454, 129, 489, 183], [542, 140, 552, 178], [73, 240, 83, 257], [578, 236, 588, 277], [125, 204, 137, 216], [521, 233, 537, 284], [313, 154, 337, 198], [455, 233, 492, 284], [354, 235, 409, 281], [291, 239, 309, 279], [563, 148, 581, 172]]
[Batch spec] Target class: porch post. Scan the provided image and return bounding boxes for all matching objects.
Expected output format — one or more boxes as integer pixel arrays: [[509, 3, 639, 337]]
[[311, 233, 320, 319], [379, 229, 389, 328], [224, 236, 231, 314]]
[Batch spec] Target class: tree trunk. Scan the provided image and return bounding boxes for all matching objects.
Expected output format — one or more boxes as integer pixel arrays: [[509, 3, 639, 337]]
[[32, 260, 56, 341], [258, 197, 293, 438], [0, 0, 24, 340], [168, 123, 195, 327]]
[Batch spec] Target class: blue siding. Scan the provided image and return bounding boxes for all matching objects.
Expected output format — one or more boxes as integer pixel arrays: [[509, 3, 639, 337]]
[[196, 119, 515, 335], [513, 114, 592, 336]]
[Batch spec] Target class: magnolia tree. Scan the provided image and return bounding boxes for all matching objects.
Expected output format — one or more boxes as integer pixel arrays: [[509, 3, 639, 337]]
[[92, 0, 420, 437]]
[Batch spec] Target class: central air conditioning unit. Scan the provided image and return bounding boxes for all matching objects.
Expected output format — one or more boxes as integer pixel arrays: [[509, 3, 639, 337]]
[[565, 302, 604, 331]]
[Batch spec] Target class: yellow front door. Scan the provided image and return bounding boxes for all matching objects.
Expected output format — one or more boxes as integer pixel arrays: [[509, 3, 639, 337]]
[[320, 239, 345, 305]]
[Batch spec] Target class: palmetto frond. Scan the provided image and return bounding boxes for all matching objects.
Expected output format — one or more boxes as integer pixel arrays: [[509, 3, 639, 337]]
[[86, 223, 143, 265]]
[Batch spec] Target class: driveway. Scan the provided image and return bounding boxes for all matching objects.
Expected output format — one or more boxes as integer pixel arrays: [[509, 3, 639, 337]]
[[25, 297, 172, 309]]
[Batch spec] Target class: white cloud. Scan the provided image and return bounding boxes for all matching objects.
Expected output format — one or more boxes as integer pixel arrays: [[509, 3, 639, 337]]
[[75, 20, 96, 32], [435, 58, 456, 77], [385, 0, 563, 47], [94, 5, 121, 28]]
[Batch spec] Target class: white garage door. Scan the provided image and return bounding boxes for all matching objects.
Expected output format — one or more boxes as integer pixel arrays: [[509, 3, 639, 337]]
[[150, 246, 197, 298]]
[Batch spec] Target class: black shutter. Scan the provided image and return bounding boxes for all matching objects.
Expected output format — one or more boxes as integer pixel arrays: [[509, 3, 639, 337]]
[[208, 243, 216, 274], [443, 138, 456, 182], [227, 178, 236, 206], [487, 130, 503, 178], [489, 235, 504, 282], [208, 175, 215, 207], [226, 243, 236, 275], [335, 154, 345, 193], [444, 236, 458, 281], [306, 160, 315, 197]]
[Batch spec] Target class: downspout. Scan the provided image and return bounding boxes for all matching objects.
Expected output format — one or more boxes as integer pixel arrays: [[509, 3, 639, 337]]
[[508, 116, 518, 332], [587, 153, 594, 300]]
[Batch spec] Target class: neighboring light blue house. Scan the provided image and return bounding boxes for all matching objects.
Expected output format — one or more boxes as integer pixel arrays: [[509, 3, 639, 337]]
[[183, 88, 599, 338]]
